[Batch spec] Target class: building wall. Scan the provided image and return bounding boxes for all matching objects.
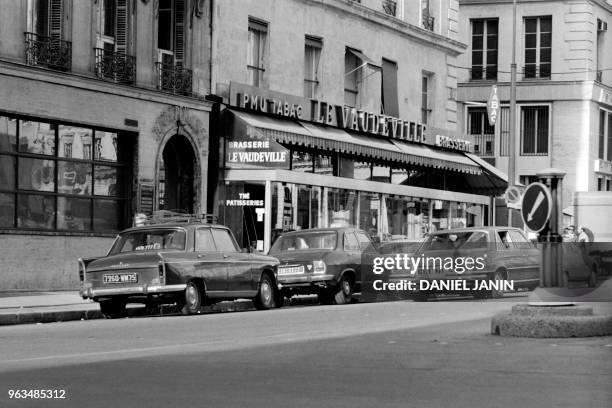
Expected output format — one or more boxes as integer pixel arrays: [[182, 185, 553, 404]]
[[211, 0, 465, 132]]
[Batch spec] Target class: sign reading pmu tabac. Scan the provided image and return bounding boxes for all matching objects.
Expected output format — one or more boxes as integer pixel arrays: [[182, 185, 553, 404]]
[[229, 82, 471, 153], [521, 182, 553, 232]]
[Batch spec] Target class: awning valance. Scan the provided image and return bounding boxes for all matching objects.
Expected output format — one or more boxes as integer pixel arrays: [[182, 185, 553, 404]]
[[227, 110, 483, 175]]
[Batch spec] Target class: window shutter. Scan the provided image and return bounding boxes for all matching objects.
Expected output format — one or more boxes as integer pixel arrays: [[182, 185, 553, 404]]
[[115, 0, 128, 53], [174, 0, 185, 66], [49, 0, 63, 39]]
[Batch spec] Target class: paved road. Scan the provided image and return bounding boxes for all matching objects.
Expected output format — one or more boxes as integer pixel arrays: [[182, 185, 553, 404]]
[[1, 299, 611, 408]]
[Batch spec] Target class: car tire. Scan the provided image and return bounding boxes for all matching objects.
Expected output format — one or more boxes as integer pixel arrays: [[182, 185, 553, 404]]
[[491, 270, 507, 299], [253, 274, 277, 310], [182, 281, 204, 315], [274, 291, 285, 308], [99, 299, 127, 319], [334, 275, 353, 305]]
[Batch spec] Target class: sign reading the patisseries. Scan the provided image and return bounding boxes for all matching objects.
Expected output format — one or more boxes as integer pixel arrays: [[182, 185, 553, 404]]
[[228, 82, 471, 152]]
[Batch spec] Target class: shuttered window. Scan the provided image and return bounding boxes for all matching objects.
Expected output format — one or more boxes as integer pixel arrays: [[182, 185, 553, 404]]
[[157, 0, 185, 65], [99, 0, 128, 53]]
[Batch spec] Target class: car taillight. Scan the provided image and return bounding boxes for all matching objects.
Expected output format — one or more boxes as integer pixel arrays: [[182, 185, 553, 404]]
[[313, 260, 326, 274], [158, 262, 166, 284]]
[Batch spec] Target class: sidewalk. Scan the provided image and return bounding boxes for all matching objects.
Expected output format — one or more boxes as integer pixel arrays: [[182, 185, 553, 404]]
[[0, 291, 256, 326]]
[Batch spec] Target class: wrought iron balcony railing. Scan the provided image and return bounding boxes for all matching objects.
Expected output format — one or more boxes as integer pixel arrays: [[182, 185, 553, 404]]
[[472, 134, 495, 157], [422, 14, 435, 31], [94, 48, 136, 84], [470, 67, 498, 81], [24, 32, 72, 71], [156, 63, 193, 96], [382, 0, 397, 16], [523, 64, 551, 79]]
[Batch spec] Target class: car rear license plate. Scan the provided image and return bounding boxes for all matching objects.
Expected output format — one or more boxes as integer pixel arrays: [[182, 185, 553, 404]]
[[103, 273, 138, 284], [278, 265, 305, 275]]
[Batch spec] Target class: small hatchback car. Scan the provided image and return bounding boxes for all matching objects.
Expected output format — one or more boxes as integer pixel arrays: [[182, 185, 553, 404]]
[[268, 227, 377, 304], [79, 213, 282, 318]]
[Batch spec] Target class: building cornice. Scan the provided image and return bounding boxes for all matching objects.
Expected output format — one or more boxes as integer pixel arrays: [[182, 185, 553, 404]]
[[307, 0, 467, 56], [459, 0, 612, 12], [0, 59, 212, 112]]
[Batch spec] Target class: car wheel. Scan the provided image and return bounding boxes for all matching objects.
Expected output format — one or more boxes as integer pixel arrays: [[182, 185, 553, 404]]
[[491, 270, 508, 299], [334, 275, 353, 305], [99, 299, 127, 319], [274, 291, 285, 308], [253, 274, 277, 310], [182, 281, 204, 315]]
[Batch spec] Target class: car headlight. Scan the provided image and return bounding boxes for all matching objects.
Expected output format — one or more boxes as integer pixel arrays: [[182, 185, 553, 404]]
[[313, 260, 326, 274]]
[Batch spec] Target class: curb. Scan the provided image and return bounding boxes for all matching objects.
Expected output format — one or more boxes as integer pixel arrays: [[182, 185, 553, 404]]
[[0, 300, 256, 327]]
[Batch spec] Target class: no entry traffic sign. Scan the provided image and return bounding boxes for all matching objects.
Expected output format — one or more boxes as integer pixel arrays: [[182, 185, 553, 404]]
[[521, 182, 552, 232]]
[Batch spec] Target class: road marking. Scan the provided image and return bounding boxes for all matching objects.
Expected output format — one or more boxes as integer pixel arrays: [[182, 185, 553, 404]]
[[527, 191, 545, 222]]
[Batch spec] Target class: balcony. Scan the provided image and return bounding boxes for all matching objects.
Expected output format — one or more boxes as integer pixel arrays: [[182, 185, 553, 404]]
[[523, 64, 551, 80], [472, 134, 495, 157], [382, 0, 397, 16], [422, 14, 435, 31], [24, 32, 72, 71], [94, 48, 136, 85], [156, 63, 193, 96]]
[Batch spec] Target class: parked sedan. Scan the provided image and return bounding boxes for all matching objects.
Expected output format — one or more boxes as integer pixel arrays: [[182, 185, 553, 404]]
[[405, 227, 540, 299], [79, 214, 282, 318], [268, 227, 377, 304]]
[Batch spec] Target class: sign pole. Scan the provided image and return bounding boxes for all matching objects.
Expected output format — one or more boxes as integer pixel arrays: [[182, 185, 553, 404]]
[[508, 0, 517, 226]]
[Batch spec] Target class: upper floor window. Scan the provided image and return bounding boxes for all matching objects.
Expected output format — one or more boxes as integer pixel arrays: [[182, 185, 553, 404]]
[[471, 19, 498, 80], [599, 109, 612, 161], [158, 0, 185, 66], [25, 0, 71, 71], [95, 0, 135, 84], [304, 36, 322, 99], [524, 16, 551, 79], [344, 48, 362, 107], [247, 18, 268, 87], [520, 106, 549, 155], [381, 58, 399, 117], [421, 0, 434, 31], [421, 74, 432, 125], [467, 107, 495, 156]]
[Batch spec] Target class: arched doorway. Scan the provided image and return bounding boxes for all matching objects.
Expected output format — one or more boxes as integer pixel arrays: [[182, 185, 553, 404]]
[[158, 134, 196, 213]]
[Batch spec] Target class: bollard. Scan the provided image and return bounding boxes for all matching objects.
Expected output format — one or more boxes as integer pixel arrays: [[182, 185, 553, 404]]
[[536, 169, 565, 288]]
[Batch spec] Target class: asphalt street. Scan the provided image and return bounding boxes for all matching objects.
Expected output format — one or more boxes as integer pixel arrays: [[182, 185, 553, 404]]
[[1, 298, 611, 408]]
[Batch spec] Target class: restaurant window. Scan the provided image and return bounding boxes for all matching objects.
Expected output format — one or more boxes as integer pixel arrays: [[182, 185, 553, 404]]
[[520, 105, 549, 155], [290, 150, 313, 172], [327, 188, 357, 228], [304, 36, 322, 98], [0, 114, 133, 232], [314, 153, 333, 175], [344, 48, 362, 107], [471, 19, 498, 80], [524, 16, 551, 79], [467, 107, 495, 156], [247, 17, 268, 87]]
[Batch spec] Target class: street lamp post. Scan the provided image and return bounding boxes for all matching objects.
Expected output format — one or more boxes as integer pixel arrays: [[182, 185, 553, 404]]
[[507, 0, 518, 225]]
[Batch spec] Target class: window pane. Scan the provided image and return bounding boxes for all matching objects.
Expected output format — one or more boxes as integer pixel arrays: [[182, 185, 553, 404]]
[[58, 161, 92, 195], [540, 32, 551, 48], [536, 107, 549, 153], [525, 49, 536, 64], [599, 110, 606, 159], [0, 192, 14, 227], [540, 17, 552, 32], [196, 228, 216, 251], [472, 20, 484, 35], [0, 116, 17, 152], [525, 18, 537, 33], [487, 50, 498, 64], [94, 131, 118, 161], [472, 51, 483, 66], [525, 34, 537, 49], [540, 48, 551, 64], [17, 194, 55, 229], [19, 121, 55, 155], [486, 34, 498, 50], [58, 197, 91, 230], [94, 165, 119, 196], [472, 36, 483, 50], [212, 228, 239, 252], [314, 154, 333, 175], [18, 158, 55, 192], [93, 199, 121, 230], [486, 20, 498, 34], [0, 154, 15, 190], [59, 126, 93, 159]]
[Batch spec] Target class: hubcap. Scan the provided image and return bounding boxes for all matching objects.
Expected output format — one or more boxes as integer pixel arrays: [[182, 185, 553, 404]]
[[342, 280, 350, 296], [186, 285, 198, 307], [261, 281, 272, 304]]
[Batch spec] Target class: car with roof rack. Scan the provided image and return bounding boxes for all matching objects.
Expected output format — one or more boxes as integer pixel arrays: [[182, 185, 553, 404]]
[[79, 211, 282, 318]]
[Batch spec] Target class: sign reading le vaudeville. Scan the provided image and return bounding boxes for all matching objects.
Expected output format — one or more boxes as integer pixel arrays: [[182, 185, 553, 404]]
[[229, 82, 471, 152]]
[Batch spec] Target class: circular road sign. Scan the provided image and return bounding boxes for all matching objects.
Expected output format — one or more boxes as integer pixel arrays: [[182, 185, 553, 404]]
[[521, 182, 553, 232], [504, 185, 523, 208]]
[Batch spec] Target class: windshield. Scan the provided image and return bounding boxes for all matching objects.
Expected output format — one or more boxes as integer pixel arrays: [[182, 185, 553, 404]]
[[110, 229, 186, 254], [269, 231, 337, 253], [419, 231, 489, 251]]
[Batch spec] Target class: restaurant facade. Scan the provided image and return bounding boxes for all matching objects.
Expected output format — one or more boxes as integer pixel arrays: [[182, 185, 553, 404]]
[[214, 83, 506, 253]]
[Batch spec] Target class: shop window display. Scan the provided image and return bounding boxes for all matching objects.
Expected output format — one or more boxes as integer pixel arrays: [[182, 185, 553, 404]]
[[0, 114, 133, 233], [327, 188, 357, 227]]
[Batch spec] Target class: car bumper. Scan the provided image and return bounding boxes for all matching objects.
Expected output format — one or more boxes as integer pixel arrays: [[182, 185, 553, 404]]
[[80, 283, 187, 299], [277, 274, 336, 288]]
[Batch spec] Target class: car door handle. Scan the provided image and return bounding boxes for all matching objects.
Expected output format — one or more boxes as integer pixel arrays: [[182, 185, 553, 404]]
[[197, 254, 206, 258], [223, 255, 229, 259]]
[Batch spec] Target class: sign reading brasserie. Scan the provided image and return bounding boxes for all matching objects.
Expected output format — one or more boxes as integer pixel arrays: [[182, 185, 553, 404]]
[[228, 82, 471, 153]]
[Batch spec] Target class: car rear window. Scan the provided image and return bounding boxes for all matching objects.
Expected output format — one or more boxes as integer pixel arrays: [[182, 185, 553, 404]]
[[270, 231, 337, 252], [111, 229, 186, 254]]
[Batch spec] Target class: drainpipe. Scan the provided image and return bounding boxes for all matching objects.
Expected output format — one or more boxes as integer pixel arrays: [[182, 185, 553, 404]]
[[209, 0, 217, 95]]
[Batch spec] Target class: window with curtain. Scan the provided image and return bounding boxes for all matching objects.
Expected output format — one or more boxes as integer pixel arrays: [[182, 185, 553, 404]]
[[247, 18, 268, 87], [304, 36, 322, 98], [381, 58, 399, 117]]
